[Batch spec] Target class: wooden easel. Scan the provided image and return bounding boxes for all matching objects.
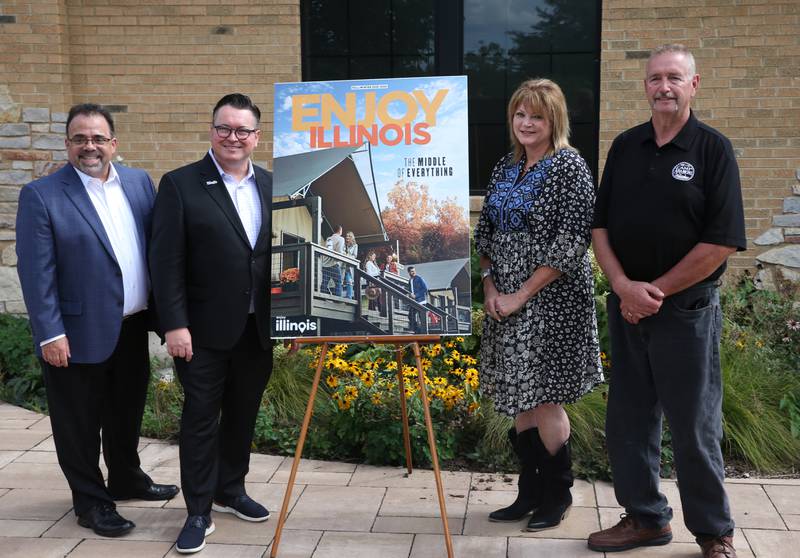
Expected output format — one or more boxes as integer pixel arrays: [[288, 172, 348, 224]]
[[269, 335, 454, 558]]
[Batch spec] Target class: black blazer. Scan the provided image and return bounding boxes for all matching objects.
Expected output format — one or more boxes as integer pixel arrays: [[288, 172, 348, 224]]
[[149, 154, 272, 350]]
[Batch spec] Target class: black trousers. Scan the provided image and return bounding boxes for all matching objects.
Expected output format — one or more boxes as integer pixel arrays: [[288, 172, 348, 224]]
[[175, 315, 272, 516], [42, 311, 152, 516]]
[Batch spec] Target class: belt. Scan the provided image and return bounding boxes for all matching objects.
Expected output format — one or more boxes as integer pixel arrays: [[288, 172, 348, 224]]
[[122, 310, 147, 322]]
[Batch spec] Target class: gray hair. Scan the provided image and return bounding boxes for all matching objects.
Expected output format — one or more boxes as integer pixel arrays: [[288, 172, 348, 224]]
[[648, 44, 696, 76]]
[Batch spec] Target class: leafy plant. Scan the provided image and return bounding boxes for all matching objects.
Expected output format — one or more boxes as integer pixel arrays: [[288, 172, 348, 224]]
[[779, 393, 800, 439], [0, 314, 46, 411]]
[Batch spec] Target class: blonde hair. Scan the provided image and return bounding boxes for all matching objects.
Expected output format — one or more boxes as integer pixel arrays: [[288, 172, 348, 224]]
[[507, 78, 571, 163]]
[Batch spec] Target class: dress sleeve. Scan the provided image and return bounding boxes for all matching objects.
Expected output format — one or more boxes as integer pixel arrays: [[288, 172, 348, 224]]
[[473, 157, 506, 257], [539, 150, 595, 275]]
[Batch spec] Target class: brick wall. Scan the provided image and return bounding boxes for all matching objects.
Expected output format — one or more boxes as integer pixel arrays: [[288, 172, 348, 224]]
[[600, 0, 800, 274], [0, 0, 301, 312], [2, 1, 799, 312]]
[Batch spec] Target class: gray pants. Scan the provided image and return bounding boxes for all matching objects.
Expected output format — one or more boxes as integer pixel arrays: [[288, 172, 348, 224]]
[[605, 282, 734, 537]]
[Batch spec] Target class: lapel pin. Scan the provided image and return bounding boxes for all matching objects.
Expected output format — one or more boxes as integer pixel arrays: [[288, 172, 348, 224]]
[[205, 180, 218, 185]]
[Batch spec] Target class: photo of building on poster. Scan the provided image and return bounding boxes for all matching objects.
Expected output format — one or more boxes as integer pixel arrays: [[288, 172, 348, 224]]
[[270, 76, 471, 339]]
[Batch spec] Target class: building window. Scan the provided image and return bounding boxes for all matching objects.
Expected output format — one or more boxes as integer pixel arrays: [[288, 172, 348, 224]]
[[301, 0, 601, 194]]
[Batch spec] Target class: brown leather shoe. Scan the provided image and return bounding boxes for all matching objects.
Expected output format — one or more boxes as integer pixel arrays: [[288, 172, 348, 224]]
[[700, 535, 737, 558], [587, 514, 672, 552]]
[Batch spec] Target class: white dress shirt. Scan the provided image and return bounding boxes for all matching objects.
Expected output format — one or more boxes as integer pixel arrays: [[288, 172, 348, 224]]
[[208, 149, 262, 312], [41, 163, 148, 346], [208, 149, 262, 248]]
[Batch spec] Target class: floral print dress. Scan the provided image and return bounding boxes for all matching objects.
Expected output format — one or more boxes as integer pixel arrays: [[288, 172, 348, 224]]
[[474, 149, 602, 416]]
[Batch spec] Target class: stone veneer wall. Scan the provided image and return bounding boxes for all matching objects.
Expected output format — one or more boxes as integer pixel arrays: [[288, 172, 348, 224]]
[[0, 101, 68, 313], [753, 174, 800, 292]]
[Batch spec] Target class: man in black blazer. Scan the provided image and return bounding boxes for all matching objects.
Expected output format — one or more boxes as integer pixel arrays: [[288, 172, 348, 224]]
[[149, 93, 273, 554]]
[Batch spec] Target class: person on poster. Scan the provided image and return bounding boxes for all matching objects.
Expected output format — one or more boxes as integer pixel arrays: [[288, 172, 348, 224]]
[[407, 265, 429, 333], [320, 225, 345, 296], [474, 79, 602, 532], [588, 45, 744, 558], [363, 250, 383, 315], [149, 93, 273, 554], [15, 103, 179, 538], [343, 231, 359, 299]]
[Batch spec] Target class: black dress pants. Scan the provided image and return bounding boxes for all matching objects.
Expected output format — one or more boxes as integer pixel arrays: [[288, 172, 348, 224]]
[[175, 316, 272, 516], [42, 312, 153, 516]]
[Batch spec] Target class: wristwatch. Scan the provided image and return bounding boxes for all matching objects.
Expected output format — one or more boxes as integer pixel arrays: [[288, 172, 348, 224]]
[[480, 267, 492, 282]]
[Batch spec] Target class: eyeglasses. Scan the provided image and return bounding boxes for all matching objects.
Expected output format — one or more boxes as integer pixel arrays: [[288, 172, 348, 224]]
[[213, 125, 259, 140], [67, 135, 113, 146]]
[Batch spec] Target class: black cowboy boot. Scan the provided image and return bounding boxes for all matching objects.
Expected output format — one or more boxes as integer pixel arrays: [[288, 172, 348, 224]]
[[488, 428, 544, 522], [525, 439, 573, 531]]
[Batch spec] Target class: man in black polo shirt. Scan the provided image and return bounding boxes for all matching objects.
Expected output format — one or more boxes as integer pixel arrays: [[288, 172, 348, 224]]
[[588, 44, 745, 558]]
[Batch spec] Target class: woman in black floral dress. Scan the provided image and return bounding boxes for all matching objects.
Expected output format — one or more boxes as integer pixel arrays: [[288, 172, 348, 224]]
[[474, 79, 602, 531]]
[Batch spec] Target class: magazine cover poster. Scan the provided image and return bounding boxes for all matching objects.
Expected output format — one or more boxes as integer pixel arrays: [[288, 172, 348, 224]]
[[270, 76, 471, 339]]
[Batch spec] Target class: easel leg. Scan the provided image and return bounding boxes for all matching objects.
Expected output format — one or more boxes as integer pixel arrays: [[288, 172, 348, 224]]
[[270, 343, 328, 558], [412, 342, 454, 558], [396, 347, 413, 474]]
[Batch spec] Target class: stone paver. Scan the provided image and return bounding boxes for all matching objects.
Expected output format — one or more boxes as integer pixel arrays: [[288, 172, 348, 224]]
[[166, 542, 267, 557], [379, 487, 468, 518], [0, 402, 796, 557], [350, 464, 472, 490], [312, 531, 413, 558], [0, 450, 23, 468], [285, 485, 384, 532], [0, 536, 81, 558], [266, 529, 323, 558], [410, 533, 506, 558], [0, 488, 73, 520], [0, 518, 55, 536], [70, 539, 174, 557], [271, 458, 355, 486], [0, 462, 70, 490], [727, 483, 786, 529], [508, 537, 598, 558], [0, 430, 51, 450], [764, 483, 800, 515], [372, 515, 462, 535], [0, 418, 40, 429], [13, 450, 59, 464], [28, 416, 52, 431], [784, 514, 800, 530]]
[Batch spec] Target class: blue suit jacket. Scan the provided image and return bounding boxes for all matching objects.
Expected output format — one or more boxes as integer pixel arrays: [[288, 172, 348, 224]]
[[16, 163, 156, 363]]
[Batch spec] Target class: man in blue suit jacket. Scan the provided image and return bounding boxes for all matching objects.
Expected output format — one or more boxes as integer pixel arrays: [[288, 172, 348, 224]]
[[15, 104, 178, 538]]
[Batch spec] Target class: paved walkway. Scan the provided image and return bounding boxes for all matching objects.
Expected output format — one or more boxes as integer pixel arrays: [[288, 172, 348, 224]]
[[1, 401, 798, 557]]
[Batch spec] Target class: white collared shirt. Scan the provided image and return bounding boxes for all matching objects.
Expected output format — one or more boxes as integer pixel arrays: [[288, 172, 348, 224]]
[[78, 163, 149, 316], [208, 149, 261, 312], [42, 163, 148, 347], [208, 149, 262, 247]]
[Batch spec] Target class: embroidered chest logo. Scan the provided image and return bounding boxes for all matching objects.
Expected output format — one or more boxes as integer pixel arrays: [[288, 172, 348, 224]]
[[671, 162, 695, 182]]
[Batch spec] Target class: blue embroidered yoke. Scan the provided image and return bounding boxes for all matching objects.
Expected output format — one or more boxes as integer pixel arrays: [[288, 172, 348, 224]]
[[483, 157, 554, 232]]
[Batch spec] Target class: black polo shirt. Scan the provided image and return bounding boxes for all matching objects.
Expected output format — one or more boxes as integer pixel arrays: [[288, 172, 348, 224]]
[[593, 112, 746, 283]]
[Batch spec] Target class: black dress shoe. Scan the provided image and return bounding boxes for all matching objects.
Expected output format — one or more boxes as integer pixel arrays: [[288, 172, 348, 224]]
[[77, 503, 135, 537], [112, 483, 180, 501]]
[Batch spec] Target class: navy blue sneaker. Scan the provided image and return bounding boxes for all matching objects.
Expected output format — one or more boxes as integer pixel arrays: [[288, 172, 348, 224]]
[[176, 514, 215, 554], [212, 494, 270, 522]]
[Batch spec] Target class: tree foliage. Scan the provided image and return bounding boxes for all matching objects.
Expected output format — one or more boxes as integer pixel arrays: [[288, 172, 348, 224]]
[[381, 180, 469, 264]]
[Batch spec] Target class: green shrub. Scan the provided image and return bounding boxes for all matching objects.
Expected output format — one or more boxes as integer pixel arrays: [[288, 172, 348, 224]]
[[0, 314, 46, 411], [140, 366, 183, 440]]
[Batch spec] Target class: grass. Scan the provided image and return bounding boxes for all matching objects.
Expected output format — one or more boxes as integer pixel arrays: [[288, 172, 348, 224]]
[[720, 327, 800, 473]]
